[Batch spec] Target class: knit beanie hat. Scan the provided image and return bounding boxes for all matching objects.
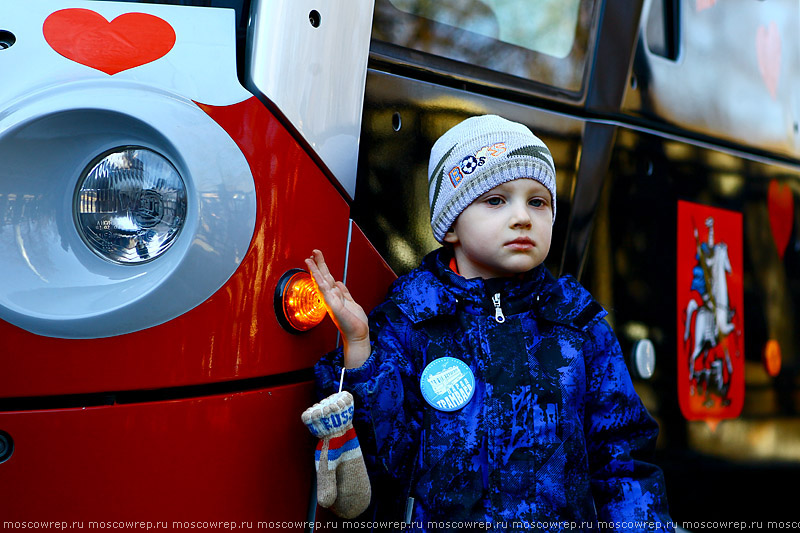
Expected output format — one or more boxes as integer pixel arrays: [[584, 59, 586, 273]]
[[428, 115, 556, 243]]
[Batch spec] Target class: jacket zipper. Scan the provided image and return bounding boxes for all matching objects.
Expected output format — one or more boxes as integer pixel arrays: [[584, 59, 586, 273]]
[[492, 293, 505, 323]]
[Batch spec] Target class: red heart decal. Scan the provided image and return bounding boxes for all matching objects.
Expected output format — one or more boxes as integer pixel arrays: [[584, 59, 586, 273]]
[[756, 21, 781, 100], [695, 0, 717, 12], [767, 180, 794, 259], [43, 8, 176, 75]]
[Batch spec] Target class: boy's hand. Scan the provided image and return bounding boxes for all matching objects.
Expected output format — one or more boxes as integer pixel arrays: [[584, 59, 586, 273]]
[[306, 249, 371, 369]]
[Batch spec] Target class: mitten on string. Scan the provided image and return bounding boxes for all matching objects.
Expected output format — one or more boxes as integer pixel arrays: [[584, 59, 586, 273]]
[[301, 390, 371, 519]]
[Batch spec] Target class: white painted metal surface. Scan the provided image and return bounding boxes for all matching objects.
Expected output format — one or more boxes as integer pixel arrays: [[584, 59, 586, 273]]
[[0, 0, 257, 338], [246, 0, 375, 199]]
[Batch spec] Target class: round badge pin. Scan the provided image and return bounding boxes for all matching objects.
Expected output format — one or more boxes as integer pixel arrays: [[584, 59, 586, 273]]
[[420, 357, 475, 412]]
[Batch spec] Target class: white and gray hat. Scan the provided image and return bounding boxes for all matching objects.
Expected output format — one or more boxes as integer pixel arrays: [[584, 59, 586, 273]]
[[428, 114, 556, 243]]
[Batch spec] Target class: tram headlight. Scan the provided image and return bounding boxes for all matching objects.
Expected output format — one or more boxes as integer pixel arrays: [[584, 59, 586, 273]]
[[74, 146, 187, 264]]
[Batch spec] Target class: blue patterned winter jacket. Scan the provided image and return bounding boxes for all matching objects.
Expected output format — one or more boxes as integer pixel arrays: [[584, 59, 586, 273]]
[[315, 249, 673, 532]]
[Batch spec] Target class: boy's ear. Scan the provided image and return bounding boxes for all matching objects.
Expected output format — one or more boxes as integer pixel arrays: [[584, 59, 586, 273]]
[[443, 226, 459, 244]]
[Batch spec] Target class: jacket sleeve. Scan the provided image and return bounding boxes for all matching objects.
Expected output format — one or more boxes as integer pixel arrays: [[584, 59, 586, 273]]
[[314, 303, 425, 510], [583, 318, 674, 532]]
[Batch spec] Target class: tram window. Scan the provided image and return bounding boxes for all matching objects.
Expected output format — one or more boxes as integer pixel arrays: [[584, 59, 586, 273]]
[[372, 0, 597, 96], [388, 0, 580, 59], [646, 0, 680, 60], [585, 127, 800, 452]]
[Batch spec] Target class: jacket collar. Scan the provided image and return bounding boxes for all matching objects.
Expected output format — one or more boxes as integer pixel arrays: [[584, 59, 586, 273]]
[[388, 248, 606, 330]]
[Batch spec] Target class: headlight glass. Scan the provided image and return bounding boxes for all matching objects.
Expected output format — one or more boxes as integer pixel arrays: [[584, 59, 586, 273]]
[[75, 147, 187, 264]]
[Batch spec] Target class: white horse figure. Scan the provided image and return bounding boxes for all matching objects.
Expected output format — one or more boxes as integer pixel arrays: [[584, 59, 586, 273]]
[[684, 234, 735, 399], [684, 299, 715, 379], [708, 242, 734, 338]]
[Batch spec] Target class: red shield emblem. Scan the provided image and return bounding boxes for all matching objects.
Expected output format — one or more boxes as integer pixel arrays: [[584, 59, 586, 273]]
[[677, 201, 745, 424]]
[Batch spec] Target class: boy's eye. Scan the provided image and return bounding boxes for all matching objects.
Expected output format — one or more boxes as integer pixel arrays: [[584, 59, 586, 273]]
[[486, 197, 504, 206], [529, 198, 546, 208]]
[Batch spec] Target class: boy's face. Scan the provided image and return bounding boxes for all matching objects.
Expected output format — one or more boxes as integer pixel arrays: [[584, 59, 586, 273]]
[[444, 178, 552, 279]]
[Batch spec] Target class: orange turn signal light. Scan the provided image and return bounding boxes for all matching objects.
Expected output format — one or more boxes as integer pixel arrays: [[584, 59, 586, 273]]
[[275, 269, 326, 332], [763, 339, 782, 377]]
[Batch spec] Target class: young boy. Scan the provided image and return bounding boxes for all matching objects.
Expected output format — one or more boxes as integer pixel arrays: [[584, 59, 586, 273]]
[[307, 115, 673, 531]]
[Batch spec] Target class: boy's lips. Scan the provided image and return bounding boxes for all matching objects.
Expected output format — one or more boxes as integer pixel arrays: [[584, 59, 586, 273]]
[[505, 236, 534, 249]]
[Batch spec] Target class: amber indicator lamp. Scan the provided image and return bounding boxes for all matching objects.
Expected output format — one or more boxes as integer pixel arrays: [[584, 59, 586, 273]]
[[763, 339, 782, 377], [275, 269, 327, 333]]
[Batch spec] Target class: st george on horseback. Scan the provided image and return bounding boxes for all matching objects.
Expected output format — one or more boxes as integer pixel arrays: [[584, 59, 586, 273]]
[[683, 217, 736, 407]]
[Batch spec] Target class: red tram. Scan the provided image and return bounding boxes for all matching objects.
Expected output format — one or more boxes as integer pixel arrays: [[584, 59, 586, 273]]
[[0, 1, 797, 530]]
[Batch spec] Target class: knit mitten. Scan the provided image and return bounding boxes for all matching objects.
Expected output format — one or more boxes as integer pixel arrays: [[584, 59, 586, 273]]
[[302, 391, 371, 519]]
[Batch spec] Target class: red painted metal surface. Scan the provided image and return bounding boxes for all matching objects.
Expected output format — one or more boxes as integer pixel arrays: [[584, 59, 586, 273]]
[[0, 382, 316, 523], [345, 221, 397, 316], [313, 221, 397, 528], [0, 97, 350, 398]]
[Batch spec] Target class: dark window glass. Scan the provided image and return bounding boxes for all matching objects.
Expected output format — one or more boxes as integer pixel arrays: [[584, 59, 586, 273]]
[[372, 0, 598, 96], [355, 73, 584, 276], [584, 126, 800, 520]]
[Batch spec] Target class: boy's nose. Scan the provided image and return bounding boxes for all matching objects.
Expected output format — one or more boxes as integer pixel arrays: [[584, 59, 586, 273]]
[[509, 202, 532, 228]]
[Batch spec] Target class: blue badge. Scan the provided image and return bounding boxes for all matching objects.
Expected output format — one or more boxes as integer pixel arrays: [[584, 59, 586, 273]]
[[420, 357, 475, 412]]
